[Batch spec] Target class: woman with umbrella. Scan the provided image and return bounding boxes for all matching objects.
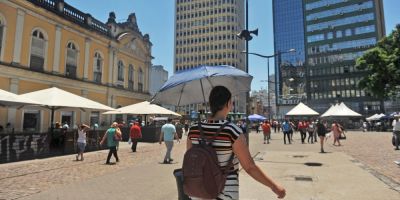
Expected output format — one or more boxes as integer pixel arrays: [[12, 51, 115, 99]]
[[186, 86, 285, 199]]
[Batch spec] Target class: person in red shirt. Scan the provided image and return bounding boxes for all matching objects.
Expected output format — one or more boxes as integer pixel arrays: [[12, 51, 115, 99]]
[[261, 120, 271, 144], [130, 121, 142, 152]]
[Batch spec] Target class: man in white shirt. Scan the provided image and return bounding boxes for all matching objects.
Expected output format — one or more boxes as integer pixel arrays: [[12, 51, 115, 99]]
[[392, 116, 400, 150]]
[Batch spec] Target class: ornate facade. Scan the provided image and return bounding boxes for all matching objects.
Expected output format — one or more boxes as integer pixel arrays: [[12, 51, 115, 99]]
[[0, 0, 153, 132]]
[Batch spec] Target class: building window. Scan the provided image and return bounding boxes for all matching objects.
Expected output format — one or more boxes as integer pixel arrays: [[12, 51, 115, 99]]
[[23, 110, 41, 132], [117, 60, 124, 81], [345, 28, 352, 36], [93, 52, 102, 83], [128, 64, 134, 90], [66, 42, 77, 78], [138, 68, 143, 92], [30, 30, 46, 72], [336, 30, 342, 38]]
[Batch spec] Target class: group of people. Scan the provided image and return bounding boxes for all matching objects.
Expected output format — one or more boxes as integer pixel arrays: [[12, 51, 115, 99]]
[[257, 119, 345, 153]]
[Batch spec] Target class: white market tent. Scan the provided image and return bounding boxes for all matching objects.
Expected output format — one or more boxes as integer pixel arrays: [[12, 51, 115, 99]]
[[286, 102, 319, 116], [103, 101, 181, 117], [366, 113, 385, 121], [321, 104, 339, 117], [0, 89, 41, 107], [322, 102, 362, 117]]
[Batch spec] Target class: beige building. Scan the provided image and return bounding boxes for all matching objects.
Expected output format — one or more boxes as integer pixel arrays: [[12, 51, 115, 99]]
[[0, 0, 152, 132], [174, 0, 246, 113]]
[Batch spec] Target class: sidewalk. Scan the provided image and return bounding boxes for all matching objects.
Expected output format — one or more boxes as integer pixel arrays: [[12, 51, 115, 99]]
[[240, 150, 399, 200]]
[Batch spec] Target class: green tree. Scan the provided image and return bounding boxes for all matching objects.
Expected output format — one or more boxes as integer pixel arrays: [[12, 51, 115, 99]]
[[355, 24, 400, 99]]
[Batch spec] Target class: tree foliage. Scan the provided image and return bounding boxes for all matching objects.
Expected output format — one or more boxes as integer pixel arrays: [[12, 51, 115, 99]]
[[355, 24, 400, 99]]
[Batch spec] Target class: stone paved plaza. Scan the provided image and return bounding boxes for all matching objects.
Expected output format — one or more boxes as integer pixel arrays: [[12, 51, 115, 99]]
[[0, 131, 399, 199]]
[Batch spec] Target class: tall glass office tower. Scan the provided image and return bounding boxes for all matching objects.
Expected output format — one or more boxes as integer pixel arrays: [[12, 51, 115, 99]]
[[273, 0, 306, 116], [304, 0, 385, 114], [273, 0, 385, 116]]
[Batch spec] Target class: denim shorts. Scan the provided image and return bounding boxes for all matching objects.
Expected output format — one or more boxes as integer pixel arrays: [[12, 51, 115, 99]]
[[77, 142, 86, 152]]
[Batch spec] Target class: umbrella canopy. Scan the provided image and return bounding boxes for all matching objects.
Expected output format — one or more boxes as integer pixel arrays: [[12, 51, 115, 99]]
[[20, 87, 114, 111], [151, 65, 253, 106], [0, 89, 41, 107], [325, 102, 362, 117], [103, 101, 181, 117], [286, 102, 319, 116], [248, 114, 266, 121]]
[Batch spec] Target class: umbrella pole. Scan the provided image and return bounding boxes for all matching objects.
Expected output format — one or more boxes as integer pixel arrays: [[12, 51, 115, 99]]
[[50, 107, 55, 134]]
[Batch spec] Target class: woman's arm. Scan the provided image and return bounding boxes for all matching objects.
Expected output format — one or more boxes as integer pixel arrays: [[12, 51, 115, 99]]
[[233, 135, 286, 199], [186, 137, 192, 150], [100, 131, 107, 145]]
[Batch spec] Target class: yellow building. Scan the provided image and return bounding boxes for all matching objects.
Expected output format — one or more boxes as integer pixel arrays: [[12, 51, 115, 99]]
[[0, 0, 152, 132]]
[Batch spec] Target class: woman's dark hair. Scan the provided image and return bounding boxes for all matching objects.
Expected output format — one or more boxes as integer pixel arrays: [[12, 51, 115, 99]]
[[209, 86, 231, 117]]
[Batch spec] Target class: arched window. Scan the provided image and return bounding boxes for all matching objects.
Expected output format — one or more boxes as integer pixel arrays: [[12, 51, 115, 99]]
[[30, 30, 46, 71], [128, 64, 134, 90], [138, 67, 143, 92], [93, 52, 102, 83], [66, 42, 77, 78], [117, 60, 124, 81]]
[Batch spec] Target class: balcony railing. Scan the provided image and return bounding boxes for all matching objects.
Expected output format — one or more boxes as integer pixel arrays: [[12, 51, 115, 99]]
[[27, 0, 110, 37]]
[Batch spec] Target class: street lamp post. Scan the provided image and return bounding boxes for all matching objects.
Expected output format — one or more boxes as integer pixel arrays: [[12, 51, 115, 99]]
[[236, 0, 258, 145], [243, 49, 296, 120]]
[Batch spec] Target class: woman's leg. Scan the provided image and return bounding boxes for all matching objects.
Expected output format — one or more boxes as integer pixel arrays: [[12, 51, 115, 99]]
[[106, 147, 113, 164], [319, 136, 325, 153], [112, 146, 119, 162]]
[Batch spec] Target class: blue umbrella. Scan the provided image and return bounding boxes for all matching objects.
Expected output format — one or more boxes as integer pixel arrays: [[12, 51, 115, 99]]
[[248, 114, 266, 121], [152, 65, 253, 106]]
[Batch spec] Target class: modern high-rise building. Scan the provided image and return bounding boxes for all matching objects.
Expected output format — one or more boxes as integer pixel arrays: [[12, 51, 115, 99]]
[[273, 0, 307, 117], [273, 0, 385, 116], [305, 0, 385, 114], [174, 0, 246, 114]]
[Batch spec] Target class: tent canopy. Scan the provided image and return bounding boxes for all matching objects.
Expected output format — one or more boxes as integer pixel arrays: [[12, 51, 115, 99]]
[[286, 102, 319, 116], [0, 89, 41, 107], [321, 104, 338, 117], [103, 101, 181, 117], [322, 102, 362, 117], [366, 113, 386, 121]]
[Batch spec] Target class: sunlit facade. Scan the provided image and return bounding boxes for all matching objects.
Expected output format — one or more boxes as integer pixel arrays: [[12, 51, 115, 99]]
[[0, 0, 152, 132], [174, 0, 246, 113]]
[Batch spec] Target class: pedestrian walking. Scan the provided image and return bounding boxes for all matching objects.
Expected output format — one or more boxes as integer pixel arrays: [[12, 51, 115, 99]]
[[298, 121, 307, 144], [76, 123, 90, 161], [332, 121, 342, 146], [100, 122, 121, 164], [129, 121, 142, 152], [262, 120, 271, 144], [316, 120, 327, 153], [159, 118, 180, 163], [186, 86, 285, 199], [184, 120, 190, 135], [255, 122, 260, 133], [392, 116, 400, 150], [307, 120, 315, 143], [282, 120, 292, 144]]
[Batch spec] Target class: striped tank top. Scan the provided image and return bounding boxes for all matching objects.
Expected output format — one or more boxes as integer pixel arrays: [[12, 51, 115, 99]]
[[188, 120, 243, 200]]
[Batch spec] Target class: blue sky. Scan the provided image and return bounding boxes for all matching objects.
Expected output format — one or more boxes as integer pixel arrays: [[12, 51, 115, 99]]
[[68, 0, 400, 91]]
